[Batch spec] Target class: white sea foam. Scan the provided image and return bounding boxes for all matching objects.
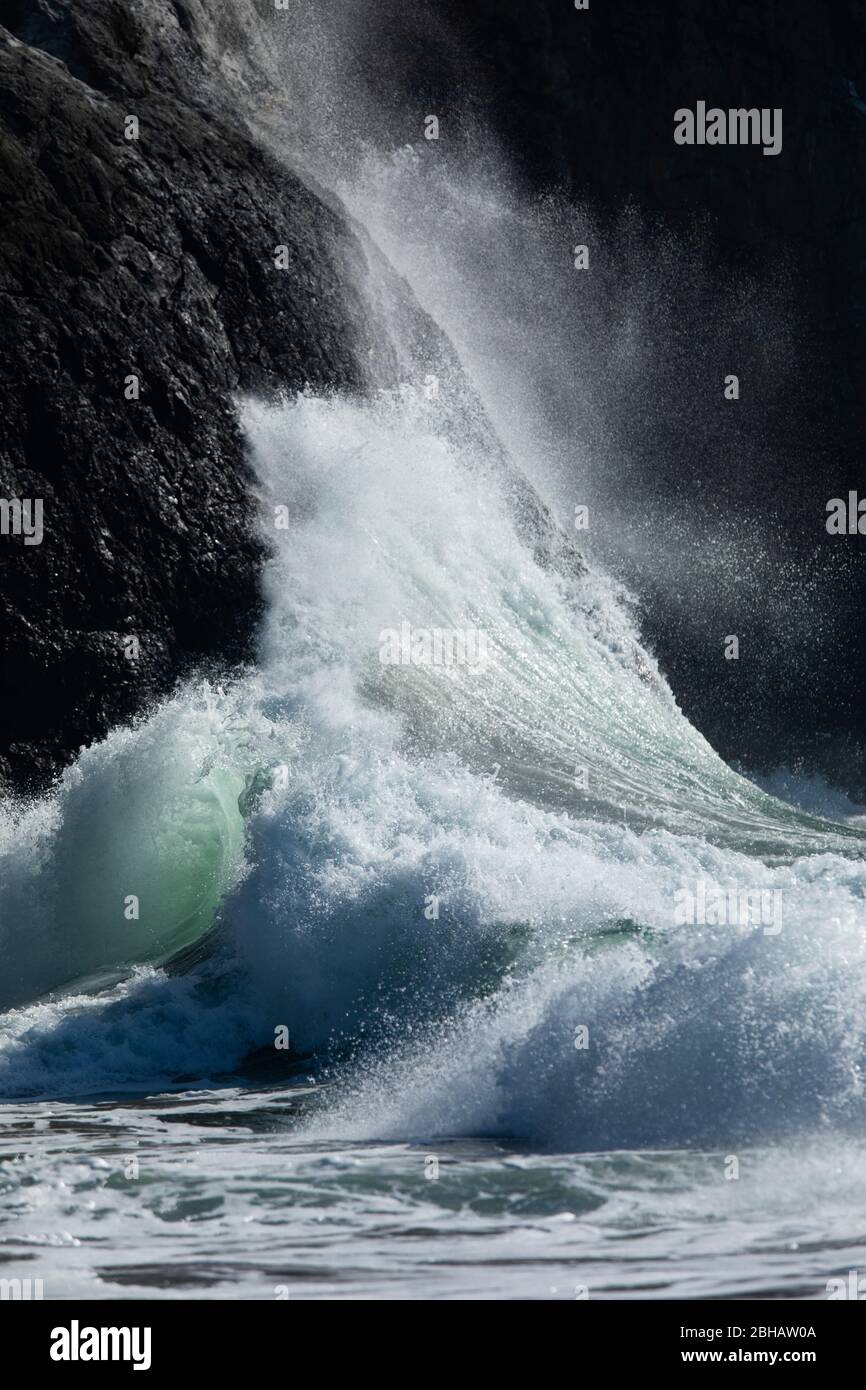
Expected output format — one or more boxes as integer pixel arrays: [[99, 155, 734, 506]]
[[3, 386, 865, 1163]]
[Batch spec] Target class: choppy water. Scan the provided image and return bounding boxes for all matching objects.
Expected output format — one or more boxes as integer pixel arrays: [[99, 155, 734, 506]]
[[4, 1088, 866, 1301]]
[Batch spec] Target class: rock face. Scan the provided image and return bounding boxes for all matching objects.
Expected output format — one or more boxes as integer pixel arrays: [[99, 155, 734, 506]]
[[0, 0, 402, 790]]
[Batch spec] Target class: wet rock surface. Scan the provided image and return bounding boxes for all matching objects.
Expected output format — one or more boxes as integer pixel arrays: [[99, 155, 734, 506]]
[[0, 0, 397, 790]]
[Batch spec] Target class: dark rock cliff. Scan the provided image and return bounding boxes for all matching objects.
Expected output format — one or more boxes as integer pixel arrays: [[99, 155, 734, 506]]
[[0, 0, 403, 790]]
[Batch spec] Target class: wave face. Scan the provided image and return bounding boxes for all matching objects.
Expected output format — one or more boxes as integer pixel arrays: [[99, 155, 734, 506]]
[[2, 2, 866, 1158], [2, 381, 866, 1152], [0, 693, 251, 1009]]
